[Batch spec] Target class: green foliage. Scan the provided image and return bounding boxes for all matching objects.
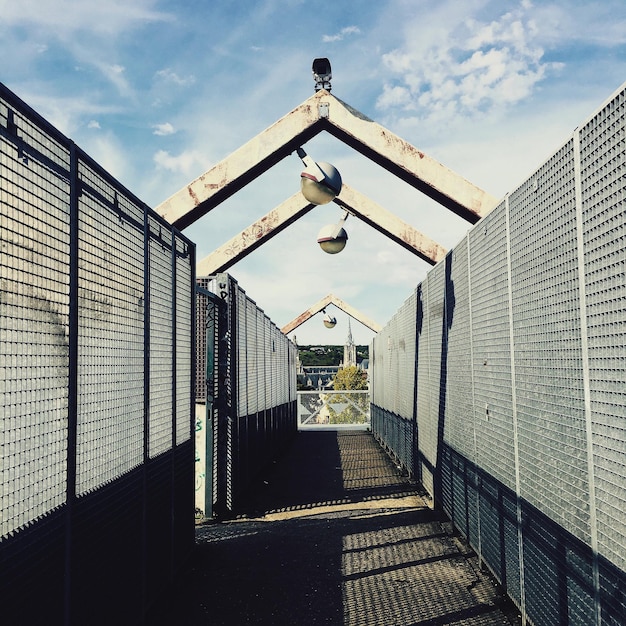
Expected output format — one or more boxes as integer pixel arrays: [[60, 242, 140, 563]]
[[333, 365, 368, 390], [298, 345, 369, 366]]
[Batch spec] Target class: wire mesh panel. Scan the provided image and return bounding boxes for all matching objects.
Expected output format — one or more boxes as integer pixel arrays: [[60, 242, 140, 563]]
[[468, 200, 516, 493], [0, 108, 70, 537], [0, 81, 195, 625], [246, 296, 260, 416], [256, 311, 267, 414], [268, 319, 279, 413], [417, 262, 445, 496], [370, 292, 417, 473], [579, 85, 626, 576], [148, 217, 173, 457], [236, 287, 248, 418], [509, 140, 591, 545], [75, 163, 145, 495], [443, 237, 475, 462], [198, 274, 297, 515], [367, 82, 626, 626], [175, 238, 193, 445]]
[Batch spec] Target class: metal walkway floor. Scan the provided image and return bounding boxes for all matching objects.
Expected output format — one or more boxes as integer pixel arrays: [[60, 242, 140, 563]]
[[148, 431, 521, 625]]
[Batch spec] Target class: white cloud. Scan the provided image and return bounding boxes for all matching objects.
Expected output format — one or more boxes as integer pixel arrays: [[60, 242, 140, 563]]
[[88, 61, 135, 99], [0, 0, 171, 37], [153, 149, 207, 176], [87, 120, 101, 129], [152, 122, 175, 136], [376, 3, 561, 121], [154, 68, 196, 87], [322, 25, 361, 43]]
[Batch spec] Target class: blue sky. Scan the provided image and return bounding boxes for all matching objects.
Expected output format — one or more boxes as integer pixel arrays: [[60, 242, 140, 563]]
[[3, 0, 626, 345]]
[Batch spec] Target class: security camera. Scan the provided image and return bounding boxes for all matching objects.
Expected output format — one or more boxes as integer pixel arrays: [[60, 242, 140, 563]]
[[312, 58, 332, 92]]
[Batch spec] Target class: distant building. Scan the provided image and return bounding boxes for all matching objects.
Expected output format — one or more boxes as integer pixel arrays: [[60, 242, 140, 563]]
[[342, 320, 356, 367]]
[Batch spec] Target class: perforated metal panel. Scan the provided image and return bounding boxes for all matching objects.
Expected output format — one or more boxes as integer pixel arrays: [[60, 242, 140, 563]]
[[76, 164, 145, 495], [1, 117, 70, 537], [198, 274, 297, 514], [175, 238, 193, 445], [442, 238, 475, 462], [510, 140, 591, 545], [246, 296, 259, 415], [0, 81, 195, 624], [468, 200, 516, 492], [148, 219, 173, 457], [579, 85, 626, 573]]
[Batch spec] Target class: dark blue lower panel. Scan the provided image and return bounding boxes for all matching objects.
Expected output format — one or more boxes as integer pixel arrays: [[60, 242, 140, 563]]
[[218, 401, 297, 516], [370, 405, 415, 477], [0, 442, 194, 626], [441, 445, 625, 626], [370, 405, 626, 626], [0, 506, 66, 624]]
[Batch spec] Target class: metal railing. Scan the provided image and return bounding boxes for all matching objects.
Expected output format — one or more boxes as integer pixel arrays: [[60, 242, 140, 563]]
[[298, 390, 370, 429]]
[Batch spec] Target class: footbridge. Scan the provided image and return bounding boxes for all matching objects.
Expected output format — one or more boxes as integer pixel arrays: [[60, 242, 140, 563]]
[[1, 74, 625, 626]]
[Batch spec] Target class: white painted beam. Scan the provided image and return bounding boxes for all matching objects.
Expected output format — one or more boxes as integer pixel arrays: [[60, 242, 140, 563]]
[[196, 192, 315, 276], [281, 293, 382, 336], [196, 184, 447, 277], [155, 91, 497, 231]]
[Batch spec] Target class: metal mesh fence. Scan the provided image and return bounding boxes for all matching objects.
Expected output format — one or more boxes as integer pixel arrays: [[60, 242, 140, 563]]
[[76, 165, 146, 495], [1, 106, 71, 536], [0, 82, 195, 624], [194, 273, 297, 517], [370, 81, 626, 625], [579, 90, 626, 577]]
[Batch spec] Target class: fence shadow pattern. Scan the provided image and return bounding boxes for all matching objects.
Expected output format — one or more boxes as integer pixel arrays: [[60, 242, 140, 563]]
[[0, 82, 195, 624], [370, 84, 626, 625]]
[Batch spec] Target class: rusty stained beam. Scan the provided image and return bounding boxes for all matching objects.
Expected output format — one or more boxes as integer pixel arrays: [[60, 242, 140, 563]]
[[196, 184, 447, 277], [155, 93, 329, 230], [281, 293, 382, 336], [196, 192, 315, 276], [319, 95, 499, 224], [156, 91, 498, 232], [334, 185, 447, 265]]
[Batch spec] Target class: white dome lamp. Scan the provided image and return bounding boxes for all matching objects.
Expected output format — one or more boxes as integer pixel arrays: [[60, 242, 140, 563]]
[[296, 147, 342, 206], [317, 208, 349, 254], [322, 309, 337, 329]]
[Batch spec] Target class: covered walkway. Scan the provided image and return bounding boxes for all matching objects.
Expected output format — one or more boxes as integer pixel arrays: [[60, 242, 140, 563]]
[[148, 431, 520, 625]]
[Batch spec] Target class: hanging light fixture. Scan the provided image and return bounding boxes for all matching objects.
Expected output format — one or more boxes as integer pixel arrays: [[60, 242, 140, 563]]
[[296, 147, 342, 205]]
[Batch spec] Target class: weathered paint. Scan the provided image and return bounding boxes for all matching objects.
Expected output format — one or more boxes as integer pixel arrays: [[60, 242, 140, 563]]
[[335, 185, 447, 265], [155, 91, 497, 231], [281, 293, 382, 336], [196, 192, 315, 276], [197, 184, 447, 276]]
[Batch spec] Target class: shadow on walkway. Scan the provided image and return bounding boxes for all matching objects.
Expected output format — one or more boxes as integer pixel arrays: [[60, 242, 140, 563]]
[[146, 431, 520, 626]]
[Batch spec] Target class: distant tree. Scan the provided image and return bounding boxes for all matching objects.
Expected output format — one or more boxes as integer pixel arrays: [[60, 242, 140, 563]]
[[298, 345, 368, 367], [333, 365, 368, 390]]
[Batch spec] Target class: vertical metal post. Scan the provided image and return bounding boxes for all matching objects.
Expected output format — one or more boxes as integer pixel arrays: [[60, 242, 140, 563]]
[[412, 285, 423, 483], [214, 274, 232, 516], [169, 229, 177, 582], [205, 295, 217, 519], [64, 141, 80, 626], [142, 205, 150, 614]]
